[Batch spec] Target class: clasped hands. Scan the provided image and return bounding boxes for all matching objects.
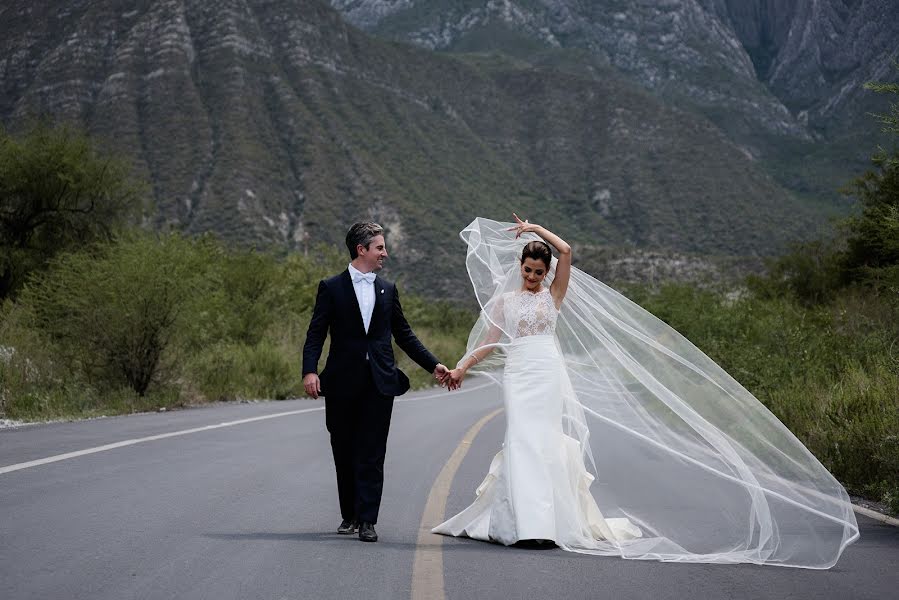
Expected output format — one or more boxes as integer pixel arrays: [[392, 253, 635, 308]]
[[433, 363, 466, 391], [304, 365, 462, 398]]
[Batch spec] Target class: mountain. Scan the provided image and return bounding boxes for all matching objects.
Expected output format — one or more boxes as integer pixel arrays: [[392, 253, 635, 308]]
[[331, 0, 899, 196], [0, 0, 876, 297], [333, 0, 802, 138], [333, 0, 899, 133], [711, 0, 899, 132]]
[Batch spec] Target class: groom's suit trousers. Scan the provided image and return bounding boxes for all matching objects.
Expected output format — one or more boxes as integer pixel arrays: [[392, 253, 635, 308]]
[[326, 368, 394, 524]]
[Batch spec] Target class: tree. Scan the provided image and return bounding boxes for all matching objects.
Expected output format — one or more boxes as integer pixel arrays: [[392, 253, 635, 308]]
[[843, 63, 899, 292], [750, 63, 899, 303], [0, 122, 142, 299], [842, 157, 899, 292], [21, 233, 217, 396], [863, 60, 899, 167]]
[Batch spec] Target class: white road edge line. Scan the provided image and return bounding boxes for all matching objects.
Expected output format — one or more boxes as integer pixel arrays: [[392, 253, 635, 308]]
[[8, 381, 892, 530], [0, 407, 324, 476], [0, 382, 495, 477]]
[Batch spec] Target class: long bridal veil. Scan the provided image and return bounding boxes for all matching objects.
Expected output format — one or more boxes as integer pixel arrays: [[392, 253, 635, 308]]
[[458, 217, 858, 568]]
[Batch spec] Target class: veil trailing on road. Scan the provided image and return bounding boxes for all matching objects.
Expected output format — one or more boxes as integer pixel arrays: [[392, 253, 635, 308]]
[[457, 217, 859, 568]]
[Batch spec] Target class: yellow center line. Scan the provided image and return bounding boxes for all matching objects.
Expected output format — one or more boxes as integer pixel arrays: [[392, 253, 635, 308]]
[[410, 407, 504, 600]]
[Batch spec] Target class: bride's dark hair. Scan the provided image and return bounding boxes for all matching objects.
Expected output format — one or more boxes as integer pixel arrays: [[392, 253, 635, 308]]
[[521, 240, 552, 269]]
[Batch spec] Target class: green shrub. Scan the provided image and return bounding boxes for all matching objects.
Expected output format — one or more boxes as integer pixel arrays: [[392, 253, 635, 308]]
[[0, 298, 79, 419], [747, 239, 846, 306], [17, 232, 218, 396], [187, 340, 300, 401], [766, 361, 899, 511], [628, 282, 899, 513], [843, 155, 899, 295]]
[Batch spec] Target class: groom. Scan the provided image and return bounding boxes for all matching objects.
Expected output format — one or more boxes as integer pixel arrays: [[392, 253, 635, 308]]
[[302, 222, 450, 542]]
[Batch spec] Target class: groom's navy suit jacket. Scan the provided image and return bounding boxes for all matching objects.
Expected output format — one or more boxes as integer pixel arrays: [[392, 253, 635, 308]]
[[302, 270, 439, 398]]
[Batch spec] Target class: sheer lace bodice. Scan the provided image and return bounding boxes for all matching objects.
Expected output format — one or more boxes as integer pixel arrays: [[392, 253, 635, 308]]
[[503, 288, 558, 338]]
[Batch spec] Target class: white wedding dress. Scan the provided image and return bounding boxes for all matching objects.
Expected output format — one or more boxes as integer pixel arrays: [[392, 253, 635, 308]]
[[432, 288, 642, 548], [430, 218, 858, 568]]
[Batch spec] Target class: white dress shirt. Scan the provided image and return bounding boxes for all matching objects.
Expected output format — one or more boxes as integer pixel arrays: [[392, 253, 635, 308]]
[[348, 263, 376, 333]]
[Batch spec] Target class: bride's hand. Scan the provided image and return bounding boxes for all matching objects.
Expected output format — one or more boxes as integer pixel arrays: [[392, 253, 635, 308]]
[[447, 367, 466, 391], [507, 212, 540, 238]]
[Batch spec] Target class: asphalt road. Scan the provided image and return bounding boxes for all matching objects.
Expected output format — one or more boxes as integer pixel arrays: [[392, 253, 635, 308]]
[[1, 381, 897, 600]]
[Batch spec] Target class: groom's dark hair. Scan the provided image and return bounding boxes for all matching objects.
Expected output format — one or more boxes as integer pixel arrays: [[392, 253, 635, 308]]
[[346, 222, 384, 259]]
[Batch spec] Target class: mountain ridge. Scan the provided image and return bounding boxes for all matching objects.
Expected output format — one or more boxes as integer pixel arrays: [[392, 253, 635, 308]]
[[331, 0, 899, 137], [0, 0, 875, 297]]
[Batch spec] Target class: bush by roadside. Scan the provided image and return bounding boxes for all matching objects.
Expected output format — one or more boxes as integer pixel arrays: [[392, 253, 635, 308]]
[[0, 233, 474, 421], [626, 281, 898, 515]]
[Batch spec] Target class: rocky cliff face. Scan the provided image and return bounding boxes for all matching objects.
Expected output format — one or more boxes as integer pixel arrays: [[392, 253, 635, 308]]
[[714, 0, 899, 132], [1, 0, 394, 245], [332, 0, 899, 138], [0, 0, 871, 295]]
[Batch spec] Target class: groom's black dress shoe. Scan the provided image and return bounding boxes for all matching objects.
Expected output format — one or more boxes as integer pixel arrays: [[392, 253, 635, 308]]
[[358, 522, 378, 542], [337, 519, 358, 535]]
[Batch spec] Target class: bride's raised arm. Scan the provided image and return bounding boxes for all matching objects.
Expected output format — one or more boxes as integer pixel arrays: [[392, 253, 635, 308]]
[[507, 213, 571, 308]]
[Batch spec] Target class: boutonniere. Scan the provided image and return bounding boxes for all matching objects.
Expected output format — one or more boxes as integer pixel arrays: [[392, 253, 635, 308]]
[[380, 288, 385, 294]]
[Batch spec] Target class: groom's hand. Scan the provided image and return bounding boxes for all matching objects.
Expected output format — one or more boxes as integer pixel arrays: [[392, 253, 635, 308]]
[[303, 373, 321, 399], [433, 364, 451, 387]]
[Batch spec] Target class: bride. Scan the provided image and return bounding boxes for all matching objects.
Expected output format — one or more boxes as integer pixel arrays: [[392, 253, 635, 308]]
[[432, 215, 859, 569]]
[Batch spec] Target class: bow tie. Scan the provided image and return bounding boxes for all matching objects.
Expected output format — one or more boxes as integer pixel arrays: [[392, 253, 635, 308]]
[[351, 271, 376, 285]]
